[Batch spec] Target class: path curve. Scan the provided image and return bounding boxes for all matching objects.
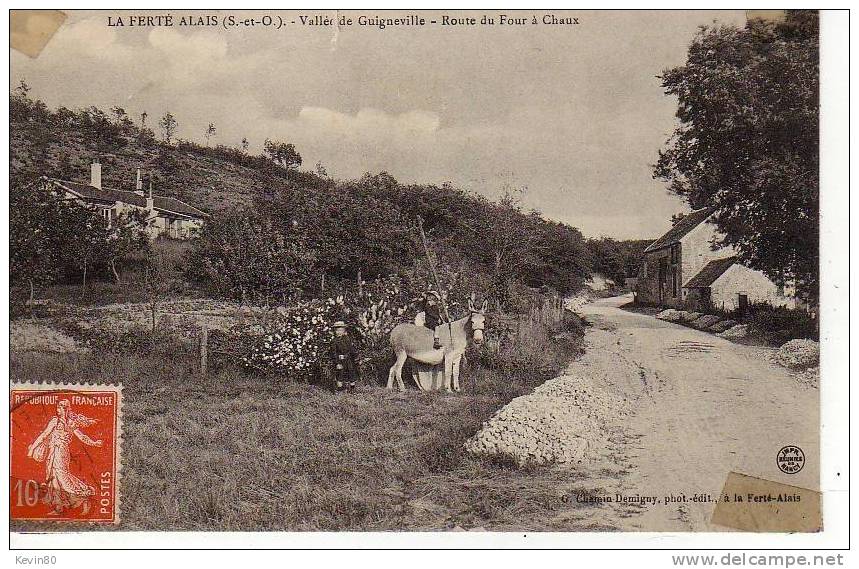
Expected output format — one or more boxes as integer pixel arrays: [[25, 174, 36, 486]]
[[570, 294, 819, 531]]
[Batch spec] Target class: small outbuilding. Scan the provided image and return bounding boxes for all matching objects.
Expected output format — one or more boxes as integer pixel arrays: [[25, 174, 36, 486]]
[[636, 208, 796, 312]]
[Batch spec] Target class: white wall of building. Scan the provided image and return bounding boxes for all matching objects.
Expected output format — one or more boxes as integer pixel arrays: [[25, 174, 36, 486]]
[[679, 219, 736, 288], [709, 264, 796, 312]]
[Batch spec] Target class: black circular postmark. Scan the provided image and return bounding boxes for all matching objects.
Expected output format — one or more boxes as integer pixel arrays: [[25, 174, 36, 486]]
[[777, 445, 805, 474]]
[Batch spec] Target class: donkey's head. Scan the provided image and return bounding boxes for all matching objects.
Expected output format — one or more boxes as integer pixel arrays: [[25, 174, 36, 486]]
[[467, 294, 488, 345]]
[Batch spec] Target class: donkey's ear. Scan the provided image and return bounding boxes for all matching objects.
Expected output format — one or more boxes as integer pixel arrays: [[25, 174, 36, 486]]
[[481, 299, 488, 312]]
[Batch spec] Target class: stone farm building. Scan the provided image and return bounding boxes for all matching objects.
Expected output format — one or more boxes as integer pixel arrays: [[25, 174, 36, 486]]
[[41, 160, 207, 239], [636, 207, 796, 312]]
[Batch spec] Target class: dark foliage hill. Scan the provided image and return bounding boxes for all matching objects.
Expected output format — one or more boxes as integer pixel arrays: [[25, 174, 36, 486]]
[[10, 90, 617, 301]]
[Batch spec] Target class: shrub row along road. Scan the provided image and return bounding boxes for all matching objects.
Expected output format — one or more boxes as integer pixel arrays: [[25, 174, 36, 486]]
[[570, 294, 819, 531]]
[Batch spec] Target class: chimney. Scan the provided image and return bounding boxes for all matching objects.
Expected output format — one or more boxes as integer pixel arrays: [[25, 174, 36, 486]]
[[90, 159, 102, 190], [147, 180, 154, 210], [134, 168, 144, 196]]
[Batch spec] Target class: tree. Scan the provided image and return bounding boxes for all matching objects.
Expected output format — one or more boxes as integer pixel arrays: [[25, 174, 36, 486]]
[[10, 176, 113, 298], [63, 205, 111, 290], [263, 138, 302, 170], [105, 209, 151, 283], [315, 161, 329, 178], [10, 176, 63, 302], [263, 186, 417, 285], [204, 122, 217, 147], [479, 186, 547, 305], [15, 79, 30, 98], [186, 209, 317, 302], [159, 112, 178, 143], [241, 137, 249, 153], [140, 111, 148, 129], [587, 237, 653, 285], [143, 247, 185, 334], [653, 11, 819, 300]]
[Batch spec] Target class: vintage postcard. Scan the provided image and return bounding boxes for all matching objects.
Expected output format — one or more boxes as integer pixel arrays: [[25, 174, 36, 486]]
[[7, 7, 848, 552]]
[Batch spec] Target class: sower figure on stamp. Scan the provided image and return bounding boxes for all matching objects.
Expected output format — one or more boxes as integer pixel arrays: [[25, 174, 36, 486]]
[[330, 321, 360, 393], [26, 399, 103, 515]]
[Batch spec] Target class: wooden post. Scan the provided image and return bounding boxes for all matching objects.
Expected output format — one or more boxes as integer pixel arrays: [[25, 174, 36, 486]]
[[200, 325, 208, 376]]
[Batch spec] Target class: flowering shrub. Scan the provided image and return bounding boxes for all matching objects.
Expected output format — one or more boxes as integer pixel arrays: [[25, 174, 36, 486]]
[[237, 274, 485, 381], [242, 298, 342, 378]]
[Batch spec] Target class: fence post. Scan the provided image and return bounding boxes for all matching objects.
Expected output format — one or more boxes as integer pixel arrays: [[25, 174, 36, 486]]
[[200, 324, 208, 376]]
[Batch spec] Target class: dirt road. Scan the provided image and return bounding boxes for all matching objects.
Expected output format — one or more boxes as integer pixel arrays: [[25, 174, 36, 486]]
[[568, 294, 819, 531]]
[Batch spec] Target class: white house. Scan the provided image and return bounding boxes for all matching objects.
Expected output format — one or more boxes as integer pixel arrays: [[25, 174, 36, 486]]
[[636, 207, 796, 312], [42, 160, 207, 239]]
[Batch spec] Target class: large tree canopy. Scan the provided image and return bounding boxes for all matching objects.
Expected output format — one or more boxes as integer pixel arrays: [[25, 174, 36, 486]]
[[654, 11, 819, 300]]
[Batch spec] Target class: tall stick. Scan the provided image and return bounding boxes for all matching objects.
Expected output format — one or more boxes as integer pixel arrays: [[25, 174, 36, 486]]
[[417, 217, 451, 324]]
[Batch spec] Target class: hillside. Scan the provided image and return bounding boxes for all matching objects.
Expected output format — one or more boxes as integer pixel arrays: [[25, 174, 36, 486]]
[[12, 93, 606, 297], [11, 106, 327, 214], [12, 93, 664, 303]]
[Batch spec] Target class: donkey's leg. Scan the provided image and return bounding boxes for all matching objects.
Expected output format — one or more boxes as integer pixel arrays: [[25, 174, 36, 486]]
[[443, 353, 455, 392], [395, 352, 407, 391], [452, 354, 463, 392], [396, 356, 407, 391], [387, 351, 407, 390]]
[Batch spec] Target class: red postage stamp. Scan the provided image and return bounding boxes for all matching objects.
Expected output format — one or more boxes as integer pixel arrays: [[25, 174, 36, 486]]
[[10, 383, 122, 524]]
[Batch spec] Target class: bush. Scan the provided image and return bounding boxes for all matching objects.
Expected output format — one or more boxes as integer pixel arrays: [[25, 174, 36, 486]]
[[74, 326, 190, 356], [744, 303, 818, 344], [237, 298, 342, 380], [234, 283, 415, 383]]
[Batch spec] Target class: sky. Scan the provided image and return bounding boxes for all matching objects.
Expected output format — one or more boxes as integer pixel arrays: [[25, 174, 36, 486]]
[[11, 9, 747, 239]]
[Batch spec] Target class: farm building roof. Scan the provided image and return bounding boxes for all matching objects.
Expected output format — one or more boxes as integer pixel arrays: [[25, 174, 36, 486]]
[[684, 256, 737, 288], [48, 178, 208, 219], [643, 207, 716, 253]]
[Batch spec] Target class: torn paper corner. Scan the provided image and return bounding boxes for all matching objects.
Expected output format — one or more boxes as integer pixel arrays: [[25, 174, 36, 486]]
[[10, 10, 67, 58], [711, 471, 821, 533]]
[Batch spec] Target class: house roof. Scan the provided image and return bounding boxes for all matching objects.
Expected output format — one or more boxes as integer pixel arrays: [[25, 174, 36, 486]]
[[643, 207, 715, 253], [47, 178, 208, 219], [684, 256, 737, 288]]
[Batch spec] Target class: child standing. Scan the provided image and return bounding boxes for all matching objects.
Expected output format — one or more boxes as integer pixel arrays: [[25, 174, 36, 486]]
[[330, 321, 359, 392]]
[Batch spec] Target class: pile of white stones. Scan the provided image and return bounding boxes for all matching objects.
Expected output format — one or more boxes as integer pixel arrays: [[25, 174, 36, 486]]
[[717, 324, 749, 340], [11, 321, 85, 354], [464, 374, 623, 467], [655, 309, 683, 322], [657, 309, 748, 339], [774, 338, 820, 370]]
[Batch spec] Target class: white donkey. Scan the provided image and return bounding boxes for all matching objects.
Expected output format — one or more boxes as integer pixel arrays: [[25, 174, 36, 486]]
[[387, 296, 487, 392]]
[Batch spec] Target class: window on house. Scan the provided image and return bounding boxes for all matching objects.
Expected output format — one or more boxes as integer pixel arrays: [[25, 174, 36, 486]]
[[777, 283, 785, 296], [670, 243, 680, 264]]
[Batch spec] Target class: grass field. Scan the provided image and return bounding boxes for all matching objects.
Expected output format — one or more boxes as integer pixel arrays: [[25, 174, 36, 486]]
[[11, 309, 610, 531]]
